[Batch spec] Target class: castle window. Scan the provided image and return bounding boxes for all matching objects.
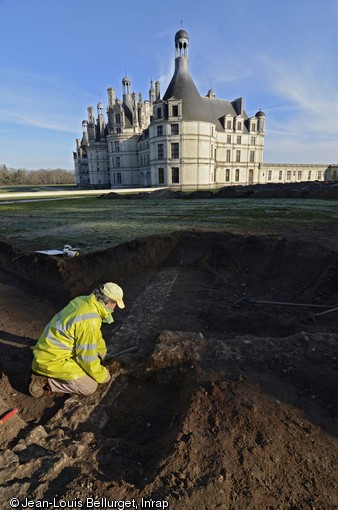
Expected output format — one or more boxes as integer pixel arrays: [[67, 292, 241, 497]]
[[250, 151, 255, 163], [268, 170, 272, 181], [116, 127, 121, 134], [318, 171, 322, 179], [235, 169, 240, 181], [279, 171, 283, 180], [158, 144, 164, 159], [114, 141, 120, 152], [115, 113, 121, 124], [251, 137, 256, 145], [226, 149, 231, 162], [116, 157, 120, 168], [287, 171, 291, 180], [156, 108, 162, 119], [251, 123, 256, 132], [237, 122, 242, 130], [227, 120, 232, 130], [298, 171, 302, 180], [236, 150, 241, 162], [237, 136, 241, 144], [225, 169, 230, 182], [172, 105, 178, 117], [227, 135, 231, 144], [172, 167, 180, 183], [171, 143, 179, 159], [117, 172, 122, 184], [158, 168, 164, 184], [157, 125, 163, 136], [171, 124, 179, 135], [308, 171, 312, 180]]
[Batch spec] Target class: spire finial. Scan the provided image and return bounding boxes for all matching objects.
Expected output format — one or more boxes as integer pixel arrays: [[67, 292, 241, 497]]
[[180, 18, 183, 27]]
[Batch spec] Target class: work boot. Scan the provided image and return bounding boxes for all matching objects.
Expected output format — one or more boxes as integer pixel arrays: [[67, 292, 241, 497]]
[[28, 373, 49, 398]]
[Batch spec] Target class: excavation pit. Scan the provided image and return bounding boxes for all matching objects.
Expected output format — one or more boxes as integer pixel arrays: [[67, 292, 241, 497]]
[[0, 230, 337, 507]]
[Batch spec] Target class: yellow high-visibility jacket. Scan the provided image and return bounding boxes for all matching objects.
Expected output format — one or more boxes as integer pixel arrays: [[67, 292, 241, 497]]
[[32, 293, 111, 383]]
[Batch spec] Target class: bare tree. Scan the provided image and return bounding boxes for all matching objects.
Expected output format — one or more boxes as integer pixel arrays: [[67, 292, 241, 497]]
[[0, 165, 75, 185]]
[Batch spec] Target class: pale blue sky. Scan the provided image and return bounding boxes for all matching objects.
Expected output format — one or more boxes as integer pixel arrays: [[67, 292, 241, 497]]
[[1, 0, 338, 170]]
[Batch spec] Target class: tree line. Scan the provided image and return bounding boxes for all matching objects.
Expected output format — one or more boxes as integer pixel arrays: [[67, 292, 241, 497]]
[[0, 165, 75, 185]]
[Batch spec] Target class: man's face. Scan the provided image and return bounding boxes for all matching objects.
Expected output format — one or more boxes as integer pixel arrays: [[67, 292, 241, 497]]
[[106, 300, 117, 311]]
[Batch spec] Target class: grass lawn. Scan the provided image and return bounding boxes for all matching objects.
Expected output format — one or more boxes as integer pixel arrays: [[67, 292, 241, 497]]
[[0, 197, 337, 254]]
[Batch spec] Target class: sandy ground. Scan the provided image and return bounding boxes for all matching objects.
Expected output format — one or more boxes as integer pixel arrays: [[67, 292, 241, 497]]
[[0, 228, 337, 509]]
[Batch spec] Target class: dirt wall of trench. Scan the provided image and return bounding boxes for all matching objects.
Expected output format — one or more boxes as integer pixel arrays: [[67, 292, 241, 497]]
[[0, 231, 337, 308]]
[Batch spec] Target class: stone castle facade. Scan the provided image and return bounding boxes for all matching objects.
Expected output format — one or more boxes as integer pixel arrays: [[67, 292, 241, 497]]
[[74, 29, 337, 189]]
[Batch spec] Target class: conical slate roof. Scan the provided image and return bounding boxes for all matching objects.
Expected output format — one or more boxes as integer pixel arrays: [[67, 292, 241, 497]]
[[163, 57, 211, 123], [163, 30, 249, 131]]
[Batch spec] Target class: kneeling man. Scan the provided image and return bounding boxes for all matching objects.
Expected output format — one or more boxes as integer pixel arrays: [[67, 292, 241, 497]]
[[29, 282, 125, 397]]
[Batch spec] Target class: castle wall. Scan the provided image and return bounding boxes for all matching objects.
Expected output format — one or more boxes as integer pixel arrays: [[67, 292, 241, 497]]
[[73, 29, 337, 190], [260, 163, 330, 184]]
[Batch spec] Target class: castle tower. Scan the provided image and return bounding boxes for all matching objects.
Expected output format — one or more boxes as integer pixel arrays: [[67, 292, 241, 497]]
[[122, 75, 133, 126], [97, 102, 106, 140], [149, 79, 156, 104], [175, 28, 189, 58], [155, 80, 161, 101], [162, 29, 210, 122], [81, 120, 88, 146], [87, 106, 96, 142], [107, 87, 115, 108], [256, 109, 266, 133]]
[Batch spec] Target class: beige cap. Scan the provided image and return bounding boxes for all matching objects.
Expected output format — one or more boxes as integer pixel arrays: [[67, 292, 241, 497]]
[[101, 282, 125, 309]]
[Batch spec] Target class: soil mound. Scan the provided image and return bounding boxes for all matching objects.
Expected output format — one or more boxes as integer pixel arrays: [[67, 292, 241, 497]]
[[101, 180, 338, 200]]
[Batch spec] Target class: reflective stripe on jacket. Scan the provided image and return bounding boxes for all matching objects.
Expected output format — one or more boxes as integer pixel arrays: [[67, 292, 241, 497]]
[[32, 293, 111, 383]]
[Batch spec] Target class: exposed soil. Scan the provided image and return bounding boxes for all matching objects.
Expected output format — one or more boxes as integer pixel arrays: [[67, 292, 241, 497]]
[[0, 228, 337, 509], [101, 179, 338, 200]]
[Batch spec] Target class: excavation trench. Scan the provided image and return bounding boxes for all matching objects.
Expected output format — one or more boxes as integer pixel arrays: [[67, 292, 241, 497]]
[[0, 230, 338, 505]]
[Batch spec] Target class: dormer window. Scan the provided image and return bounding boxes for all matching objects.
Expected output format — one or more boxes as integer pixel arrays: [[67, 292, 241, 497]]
[[172, 105, 178, 116], [237, 121, 242, 130], [157, 107, 162, 119]]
